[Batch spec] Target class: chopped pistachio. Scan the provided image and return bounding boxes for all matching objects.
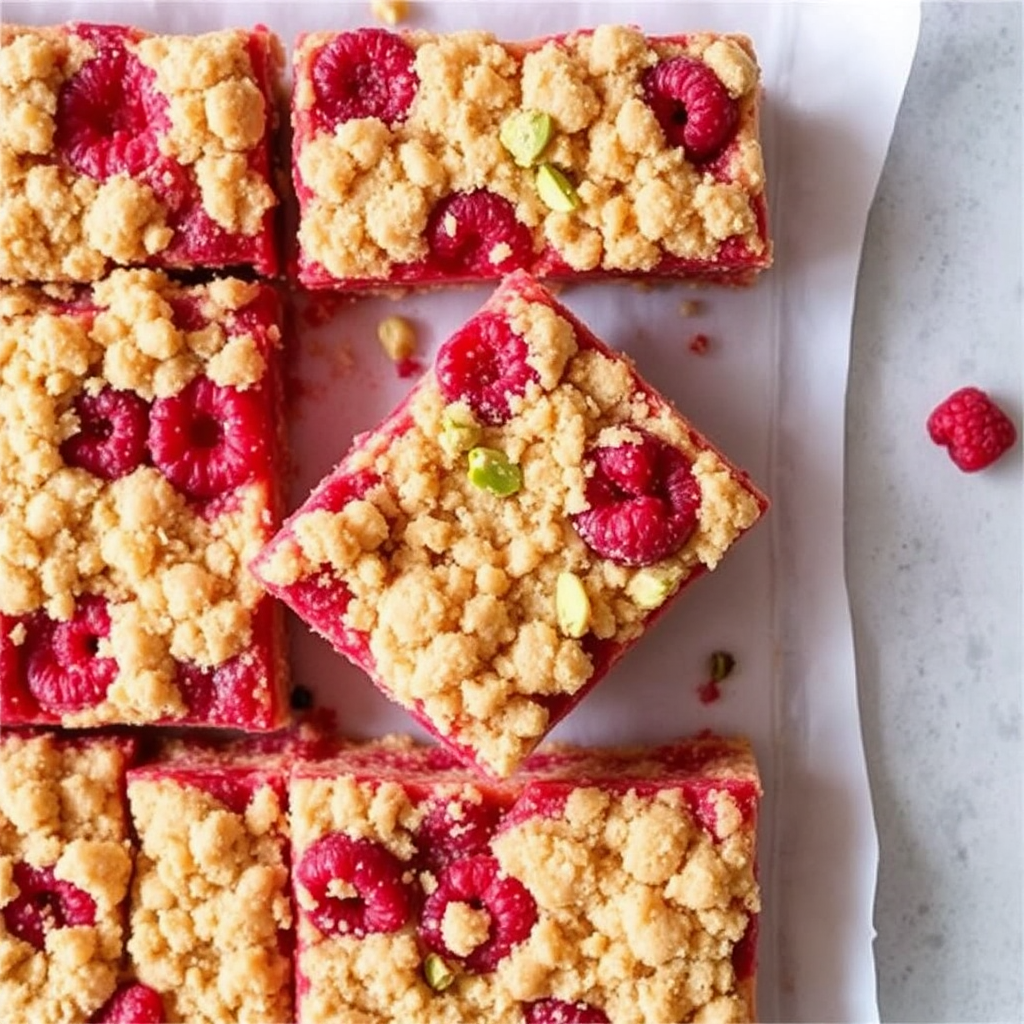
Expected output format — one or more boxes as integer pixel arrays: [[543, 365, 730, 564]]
[[499, 109, 553, 167], [709, 650, 736, 682], [440, 404, 482, 455], [626, 566, 684, 610], [467, 447, 522, 497], [536, 163, 581, 212], [555, 571, 591, 638], [423, 952, 456, 991]]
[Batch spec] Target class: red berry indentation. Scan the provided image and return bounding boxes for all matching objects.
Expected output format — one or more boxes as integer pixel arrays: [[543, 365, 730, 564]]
[[572, 430, 701, 567], [3, 862, 97, 949], [419, 855, 537, 973], [415, 796, 502, 872], [311, 29, 419, 131], [25, 595, 117, 713], [524, 999, 610, 1024], [148, 377, 266, 499], [295, 833, 412, 938], [55, 36, 167, 180], [90, 984, 164, 1024], [426, 190, 534, 278], [435, 313, 538, 425], [60, 387, 149, 480], [643, 56, 738, 162], [927, 386, 1017, 472]]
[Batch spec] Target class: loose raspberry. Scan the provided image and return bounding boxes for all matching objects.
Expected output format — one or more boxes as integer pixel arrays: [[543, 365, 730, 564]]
[[90, 984, 164, 1024], [524, 999, 611, 1024], [310, 29, 419, 130], [435, 313, 538, 425], [643, 56, 739, 162], [55, 36, 168, 180], [572, 430, 702, 566], [148, 376, 267, 499], [295, 833, 413, 938], [60, 386, 149, 480], [2, 862, 97, 949], [415, 796, 502, 871], [24, 595, 117, 713], [927, 386, 1017, 472], [419, 855, 537, 973], [426, 190, 534, 278]]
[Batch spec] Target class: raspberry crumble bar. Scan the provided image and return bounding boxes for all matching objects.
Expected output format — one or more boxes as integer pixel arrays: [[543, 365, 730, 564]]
[[289, 734, 761, 1024], [0, 730, 136, 1024], [0, 269, 288, 731], [252, 272, 767, 776], [0, 22, 282, 283], [291, 25, 769, 290]]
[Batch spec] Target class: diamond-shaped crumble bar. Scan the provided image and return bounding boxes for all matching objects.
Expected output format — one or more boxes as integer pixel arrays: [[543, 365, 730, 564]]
[[289, 734, 761, 1023], [252, 271, 767, 776], [0, 22, 282, 283], [0, 269, 287, 730], [291, 25, 769, 291]]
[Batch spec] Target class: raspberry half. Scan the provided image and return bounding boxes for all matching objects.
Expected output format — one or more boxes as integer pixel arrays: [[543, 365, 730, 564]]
[[295, 833, 413, 938], [60, 387, 149, 480], [310, 29, 419, 130], [148, 376, 267, 499], [55, 35, 168, 180], [90, 984, 164, 1024], [927, 386, 1018, 472], [24, 595, 117, 713], [419, 855, 537, 973], [642, 56, 739, 162], [415, 796, 502, 872], [2, 862, 97, 949], [524, 999, 611, 1024], [572, 431, 701, 566], [426, 190, 534, 278], [435, 313, 538, 425]]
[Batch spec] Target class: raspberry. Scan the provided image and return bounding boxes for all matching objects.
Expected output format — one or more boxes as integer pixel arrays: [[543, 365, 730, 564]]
[[435, 313, 538, 425], [572, 430, 701, 566], [295, 833, 413, 937], [426, 190, 534, 278], [2, 862, 97, 949], [25, 595, 117, 713], [148, 376, 267, 499], [55, 35, 168, 180], [415, 796, 502, 871], [90, 984, 164, 1024], [419, 855, 537, 973], [926, 386, 1017, 472], [643, 56, 739, 162], [175, 658, 263, 728], [60, 387, 149, 480], [524, 999, 610, 1024], [311, 29, 418, 130]]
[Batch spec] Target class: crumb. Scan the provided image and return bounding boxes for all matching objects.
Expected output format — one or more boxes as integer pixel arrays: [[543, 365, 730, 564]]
[[377, 314, 418, 363], [370, 0, 410, 25], [688, 332, 710, 355], [679, 299, 703, 317]]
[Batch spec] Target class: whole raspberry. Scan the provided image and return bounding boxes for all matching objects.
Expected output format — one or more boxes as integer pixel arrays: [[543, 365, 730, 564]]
[[60, 387, 149, 480], [426, 190, 534, 278], [643, 56, 739, 162], [524, 999, 611, 1024], [25, 595, 117, 713], [311, 29, 419, 130], [90, 984, 164, 1024], [2, 862, 97, 949], [572, 430, 702, 566], [55, 35, 168, 180], [435, 313, 538, 425], [927, 386, 1017, 472], [415, 796, 502, 872], [419, 855, 537, 973], [295, 832, 413, 938], [148, 376, 267, 499]]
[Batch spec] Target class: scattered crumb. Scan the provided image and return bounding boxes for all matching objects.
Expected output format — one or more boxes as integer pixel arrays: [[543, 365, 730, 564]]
[[370, 0, 410, 25], [377, 314, 418, 363], [679, 299, 703, 317], [688, 332, 710, 355], [300, 293, 351, 328], [396, 356, 425, 380]]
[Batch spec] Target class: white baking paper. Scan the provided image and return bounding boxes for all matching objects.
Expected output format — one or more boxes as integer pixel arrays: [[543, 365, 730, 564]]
[[2, 1, 920, 1019]]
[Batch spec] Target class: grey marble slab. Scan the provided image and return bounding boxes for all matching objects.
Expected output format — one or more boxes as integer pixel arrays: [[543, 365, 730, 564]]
[[848, 2, 1023, 1021]]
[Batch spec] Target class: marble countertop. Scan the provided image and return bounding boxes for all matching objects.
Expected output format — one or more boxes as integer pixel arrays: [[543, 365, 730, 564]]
[[847, 3, 1022, 1021]]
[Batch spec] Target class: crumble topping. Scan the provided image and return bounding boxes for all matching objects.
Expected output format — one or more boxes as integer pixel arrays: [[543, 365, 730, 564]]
[[295, 25, 766, 282], [127, 776, 292, 1024]]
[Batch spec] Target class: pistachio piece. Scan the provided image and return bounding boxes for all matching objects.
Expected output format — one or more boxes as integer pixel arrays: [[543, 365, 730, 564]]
[[500, 109, 553, 167], [467, 447, 522, 497], [626, 566, 684, 610], [556, 571, 591, 638], [423, 952, 456, 991], [709, 650, 736, 682], [536, 163, 581, 212], [440, 404, 482, 455]]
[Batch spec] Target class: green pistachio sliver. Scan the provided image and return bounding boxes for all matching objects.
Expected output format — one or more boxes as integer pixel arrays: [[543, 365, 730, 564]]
[[626, 566, 684, 611], [467, 446, 522, 497], [536, 163, 581, 212], [423, 952, 456, 991], [556, 571, 591, 638], [440, 404, 482, 455], [500, 109, 553, 167], [709, 650, 736, 683]]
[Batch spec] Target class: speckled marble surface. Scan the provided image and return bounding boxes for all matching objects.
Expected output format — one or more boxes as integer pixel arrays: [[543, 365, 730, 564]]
[[848, 3, 1023, 1021]]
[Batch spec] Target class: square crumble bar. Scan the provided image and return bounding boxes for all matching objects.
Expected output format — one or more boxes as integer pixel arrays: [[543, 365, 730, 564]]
[[252, 271, 767, 777], [292, 24, 770, 291], [0, 269, 288, 731], [0, 22, 282, 283]]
